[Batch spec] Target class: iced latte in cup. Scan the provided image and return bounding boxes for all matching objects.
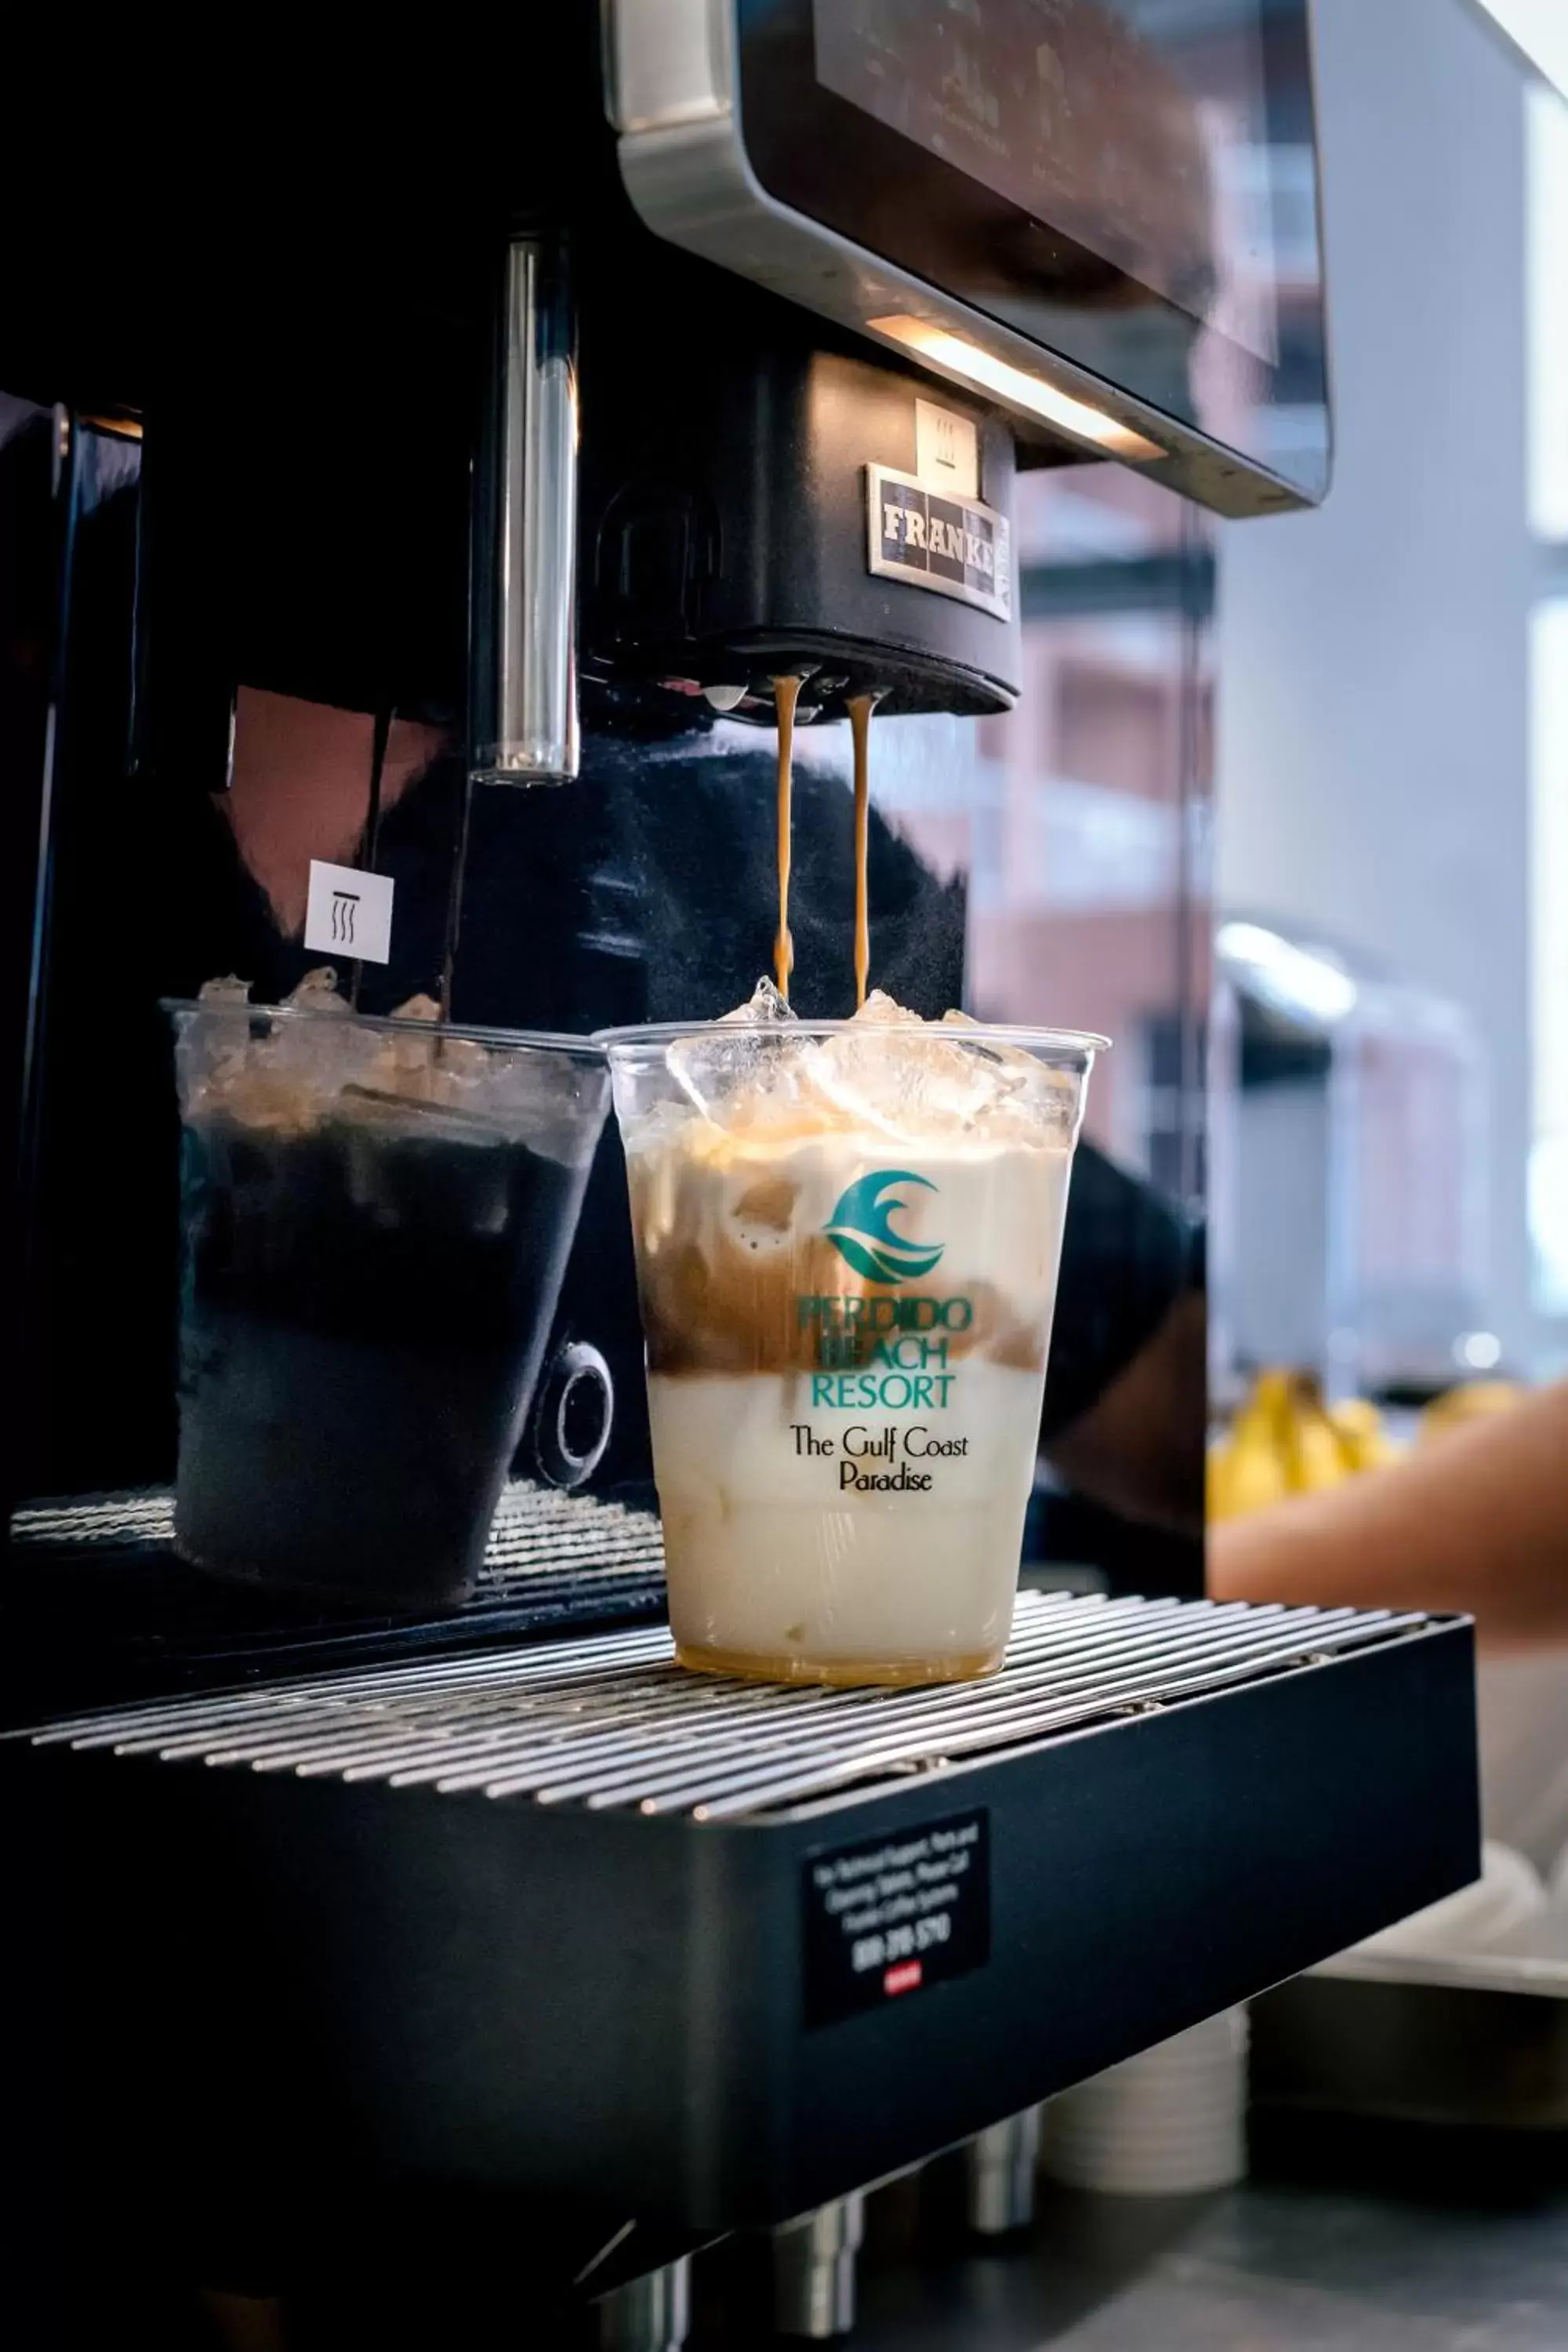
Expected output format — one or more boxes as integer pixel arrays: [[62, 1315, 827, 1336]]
[[601, 987, 1105, 1686]]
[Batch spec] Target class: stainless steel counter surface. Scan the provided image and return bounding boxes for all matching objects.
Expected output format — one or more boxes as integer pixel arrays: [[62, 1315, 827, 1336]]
[[847, 2179, 1568, 2350], [680, 2128, 1568, 2350]]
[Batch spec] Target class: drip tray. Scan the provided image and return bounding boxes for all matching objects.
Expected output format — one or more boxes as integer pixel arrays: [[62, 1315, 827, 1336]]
[[4, 1480, 669, 1706], [8, 1593, 1478, 2234]]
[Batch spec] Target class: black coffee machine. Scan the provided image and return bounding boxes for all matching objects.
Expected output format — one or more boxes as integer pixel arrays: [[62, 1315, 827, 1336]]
[[1, 9, 1475, 2348], [1, 0, 1330, 1544]]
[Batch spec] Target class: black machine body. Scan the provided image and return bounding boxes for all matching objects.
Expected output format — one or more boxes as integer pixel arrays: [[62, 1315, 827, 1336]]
[[576, 278, 1023, 724]]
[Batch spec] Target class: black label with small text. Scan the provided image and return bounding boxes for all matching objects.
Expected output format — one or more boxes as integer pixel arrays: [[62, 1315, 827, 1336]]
[[802, 1807, 990, 2027]]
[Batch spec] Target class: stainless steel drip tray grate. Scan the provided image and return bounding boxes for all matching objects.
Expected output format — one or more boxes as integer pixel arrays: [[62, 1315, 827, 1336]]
[[29, 1592, 1436, 1820], [9, 1478, 668, 1584], [4, 1482, 670, 1701]]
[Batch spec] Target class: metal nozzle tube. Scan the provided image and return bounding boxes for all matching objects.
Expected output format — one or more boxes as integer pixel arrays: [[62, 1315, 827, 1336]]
[[595, 2256, 691, 2352], [771, 2194, 865, 2339], [469, 232, 579, 783], [964, 2107, 1041, 2236]]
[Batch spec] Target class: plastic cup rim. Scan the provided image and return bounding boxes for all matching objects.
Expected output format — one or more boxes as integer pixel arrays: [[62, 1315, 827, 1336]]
[[161, 998, 607, 1065], [593, 1017, 1111, 1060]]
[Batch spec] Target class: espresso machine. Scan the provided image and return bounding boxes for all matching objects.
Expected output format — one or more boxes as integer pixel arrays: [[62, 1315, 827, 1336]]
[[0, 7, 1476, 2346]]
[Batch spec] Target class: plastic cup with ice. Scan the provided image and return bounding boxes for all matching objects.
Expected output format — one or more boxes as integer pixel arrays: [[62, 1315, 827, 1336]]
[[168, 971, 610, 1608], [601, 987, 1106, 1686]]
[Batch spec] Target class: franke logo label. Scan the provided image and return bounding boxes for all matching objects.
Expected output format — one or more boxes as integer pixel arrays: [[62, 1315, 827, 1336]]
[[866, 464, 1012, 622], [823, 1171, 945, 1285]]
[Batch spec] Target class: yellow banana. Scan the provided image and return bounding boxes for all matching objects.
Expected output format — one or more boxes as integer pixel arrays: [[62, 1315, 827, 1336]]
[[1284, 1398, 1348, 1494], [1251, 1369, 1299, 1447], [1210, 1369, 1399, 1519], [1327, 1396, 1399, 1475], [1208, 1417, 1290, 1519]]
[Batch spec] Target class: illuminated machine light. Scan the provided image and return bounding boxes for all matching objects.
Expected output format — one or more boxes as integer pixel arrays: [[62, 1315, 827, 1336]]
[[867, 315, 1164, 460]]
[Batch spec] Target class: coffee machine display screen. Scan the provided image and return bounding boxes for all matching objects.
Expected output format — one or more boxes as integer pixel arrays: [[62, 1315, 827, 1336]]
[[735, 0, 1330, 503], [815, 0, 1275, 362]]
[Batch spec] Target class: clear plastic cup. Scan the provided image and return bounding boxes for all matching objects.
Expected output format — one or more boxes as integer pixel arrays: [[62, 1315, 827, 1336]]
[[168, 997, 611, 1610], [600, 1014, 1105, 1685]]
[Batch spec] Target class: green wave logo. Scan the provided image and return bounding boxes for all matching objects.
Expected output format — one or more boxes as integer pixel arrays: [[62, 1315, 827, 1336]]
[[823, 1170, 944, 1285]]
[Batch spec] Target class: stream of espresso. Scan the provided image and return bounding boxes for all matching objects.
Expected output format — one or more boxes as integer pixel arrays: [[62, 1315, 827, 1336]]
[[772, 674, 803, 1000], [846, 691, 876, 1009], [773, 677, 879, 1007]]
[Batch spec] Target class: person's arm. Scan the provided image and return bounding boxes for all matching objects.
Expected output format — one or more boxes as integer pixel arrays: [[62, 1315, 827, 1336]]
[[1044, 1288, 1207, 1537], [1208, 1380, 1568, 1646], [1037, 1142, 1206, 1538]]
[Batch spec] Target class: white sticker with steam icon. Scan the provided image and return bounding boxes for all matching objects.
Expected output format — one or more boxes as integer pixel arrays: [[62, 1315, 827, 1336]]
[[304, 860, 394, 965]]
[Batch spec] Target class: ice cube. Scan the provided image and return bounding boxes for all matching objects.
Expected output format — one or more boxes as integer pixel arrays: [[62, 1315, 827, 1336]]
[[482, 1046, 599, 1163], [803, 1000, 1083, 1142], [244, 967, 374, 1111], [942, 1011, 1081, 1131], [285, 967, 351, 1012], [667, 977, 800, 1119], [181, 967, 586, 1146], [178, 978, 257, 1111], [802, 1023, 1004, 1140], [720, 975, 797, 1025], [849, 988, 920, 1026], [368, 1018, 479, 1106]]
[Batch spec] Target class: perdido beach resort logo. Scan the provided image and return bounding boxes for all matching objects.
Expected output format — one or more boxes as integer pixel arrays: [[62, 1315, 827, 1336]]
[[823, 1171, 945, 1286]]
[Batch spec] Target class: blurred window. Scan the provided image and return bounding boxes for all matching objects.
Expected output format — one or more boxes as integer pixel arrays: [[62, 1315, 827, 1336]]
[[1529, 86, 1568, 1310], [1532, 599, 1568, 1310], [1528, 84, 1568, 538]]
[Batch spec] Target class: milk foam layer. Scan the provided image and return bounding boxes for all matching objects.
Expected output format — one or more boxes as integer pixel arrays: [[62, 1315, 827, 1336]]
[[630, 1123, 1069, 1378]]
